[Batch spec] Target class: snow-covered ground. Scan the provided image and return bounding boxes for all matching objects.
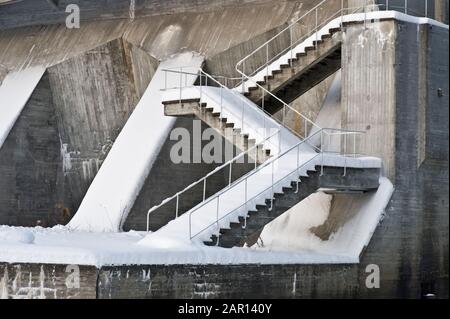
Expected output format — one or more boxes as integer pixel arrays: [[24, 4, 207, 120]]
[[0, 177, 392, 267], [67, 52, 204, 233], [0, 66, 45, 149]]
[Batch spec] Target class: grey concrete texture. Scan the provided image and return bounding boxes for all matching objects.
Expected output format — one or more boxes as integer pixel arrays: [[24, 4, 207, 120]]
[[0, 72, 63, 226], [0, 0, 321, 30], [0, 262, 98, 299], [0, 39, 156, 226], [344, 20, 449, 298]]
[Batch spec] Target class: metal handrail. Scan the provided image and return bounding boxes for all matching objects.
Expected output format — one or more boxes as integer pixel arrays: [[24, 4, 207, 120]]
[[146, 128, 281, 232], [162, 68, 320, 141], [188, 127, 366, 240]]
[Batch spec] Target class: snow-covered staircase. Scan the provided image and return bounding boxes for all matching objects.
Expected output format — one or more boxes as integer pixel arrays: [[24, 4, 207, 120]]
[[147, 4, 388, 248], [163, 98, 271, 163], [205, 165, 380, 248], [240, 26, 342, 114]]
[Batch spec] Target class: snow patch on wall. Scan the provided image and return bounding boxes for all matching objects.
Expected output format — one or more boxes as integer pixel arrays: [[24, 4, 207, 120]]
[[0, 66, 46, 150]]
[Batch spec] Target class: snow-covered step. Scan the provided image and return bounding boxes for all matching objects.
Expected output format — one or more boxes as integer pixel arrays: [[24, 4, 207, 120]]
[[205, 163, 381, 248], [238, 26, 342, 114], [162, 86, 301, 155], [163, 98, 272, 163]]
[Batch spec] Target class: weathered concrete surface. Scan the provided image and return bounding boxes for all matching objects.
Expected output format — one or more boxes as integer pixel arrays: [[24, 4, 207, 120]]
[[342, 21, 397, 179], [343, 20, 449, 298], [0, 2, 299, 71], [45, 39, 153, 222], [0, 0, 322, 30], [0, 263, 97, 299], [0, 72, 63, 226]]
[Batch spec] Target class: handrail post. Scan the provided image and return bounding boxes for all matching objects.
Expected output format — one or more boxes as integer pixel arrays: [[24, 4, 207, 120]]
[[290, 27, 293, 68], [176, 194, 179, 218], [266, 44, 269, 79], [199, 72, 202, 104], [405, 0, 408, 14], [386, 0, 389, 11], [203, 178, 207, 201], [216, 197, 220, 227], [220, 85, 223, 120], [269, 161, 274, 211], [315, 8, 318, 49], [164, 70, 167, 90], [425, 0, 428, 18], [243, 178, 248, 229], [364, 0, 367, 29], [179, 67, 182, 105], [229, 161, 233, 185], [189, 213, 192, 240], [341, 0, 344, 26], [320, 130, 324, 176]]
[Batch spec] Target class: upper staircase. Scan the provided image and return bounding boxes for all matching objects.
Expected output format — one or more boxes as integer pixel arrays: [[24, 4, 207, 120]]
[[239, 26, 342, 114]]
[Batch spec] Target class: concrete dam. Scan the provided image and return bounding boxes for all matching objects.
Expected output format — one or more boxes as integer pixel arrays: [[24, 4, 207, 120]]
[[0, 0, 448, 300]]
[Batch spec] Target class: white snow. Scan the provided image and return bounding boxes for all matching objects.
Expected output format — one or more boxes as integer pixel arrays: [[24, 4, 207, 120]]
[[67, 52, 204, 232], [0, 228, 35, 244], [0, 225, 356, 266], [237, 10, 448, 93], [0, 66, 46, 149], [0, 177, 391, 266], [257, 177, 394, 259]]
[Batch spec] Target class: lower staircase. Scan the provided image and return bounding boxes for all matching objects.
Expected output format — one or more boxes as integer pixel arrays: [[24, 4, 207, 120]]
[[205, 165, 380, 248]]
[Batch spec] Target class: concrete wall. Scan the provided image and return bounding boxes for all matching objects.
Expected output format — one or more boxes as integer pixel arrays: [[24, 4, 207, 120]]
[[342, 20, 448, 298], [342, 21, 397, 179], [45, 39, 154, 222], [0, 72, 63, 226], [0, 263, 97, 299], [0, 0, 321, 30]]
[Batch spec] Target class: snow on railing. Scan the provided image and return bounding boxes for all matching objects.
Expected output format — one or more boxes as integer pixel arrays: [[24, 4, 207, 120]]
[[188, 128, 366, 242]]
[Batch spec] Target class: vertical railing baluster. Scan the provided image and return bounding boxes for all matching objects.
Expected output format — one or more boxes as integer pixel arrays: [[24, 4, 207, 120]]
[[315, 8, 318, 49], [175, 194, 179, 218], [270, 161, 274, 211], [229, 161, 232, 185], [203, 178, 206, 201], [216, 197, 220, 227], [290, 27, 293, 68]]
